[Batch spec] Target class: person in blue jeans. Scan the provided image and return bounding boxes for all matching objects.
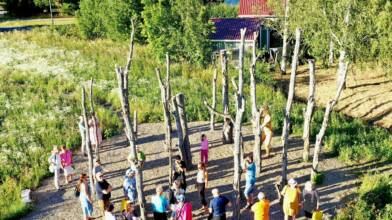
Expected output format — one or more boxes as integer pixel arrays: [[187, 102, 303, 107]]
[[151, 185, 169, 220], [243, 154, 256, 209], [208, 188, 232, 220]]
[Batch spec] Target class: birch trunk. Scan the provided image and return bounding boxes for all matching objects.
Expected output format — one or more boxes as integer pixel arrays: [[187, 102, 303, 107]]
[[221, 50, 233, 144], [281, 28, 301, 187], [166, 53, 172, 132], [280, 0, 290, 74], [302, 60, 316, 162], [81, 87, 94, 192], [156, 68, 173, 184], [89, 79, 100, 161], [210, 69, 217, 131], [232, 28, 247, 220], [311, 51, 348, 180], [176, 93, 192, 168], [172, 97, 189, 168], [250, 32, 262, 174], [329, 40, 334, 66], [114, 20, 146, 220]]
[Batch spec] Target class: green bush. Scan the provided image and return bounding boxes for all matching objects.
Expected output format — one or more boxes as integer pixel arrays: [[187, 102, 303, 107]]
[[206, 3, 238, 18], [311, 172, 324, 185]]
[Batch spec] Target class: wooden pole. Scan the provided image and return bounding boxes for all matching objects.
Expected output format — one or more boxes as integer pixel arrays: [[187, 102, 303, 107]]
[[210, 69, 217, 131], [89, 79, 100, 161], [81, 87, 94, 192], [221, 50, 233, 144], [280, 0, 290, 74], [175, 93, 192, 168], [311, 51, 348, 180], [302, 60, 316, 162], [281, 28, 301, 187]]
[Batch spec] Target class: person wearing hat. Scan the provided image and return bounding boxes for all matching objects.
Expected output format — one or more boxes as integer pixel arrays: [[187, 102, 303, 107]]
[[175, 194, 192, 220], [48, 146, 62, 190], [251, 192, 270, 220], [123, 168, 137, 203], [281, 178, 301, 220], [122, 200, 138, 220]]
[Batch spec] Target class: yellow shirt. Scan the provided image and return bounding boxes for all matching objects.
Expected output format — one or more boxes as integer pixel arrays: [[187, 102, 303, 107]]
[[251, 199, 270, 220]]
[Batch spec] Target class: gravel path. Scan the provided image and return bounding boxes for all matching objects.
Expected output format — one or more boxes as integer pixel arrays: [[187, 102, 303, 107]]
[[22, 122, 390, 220]]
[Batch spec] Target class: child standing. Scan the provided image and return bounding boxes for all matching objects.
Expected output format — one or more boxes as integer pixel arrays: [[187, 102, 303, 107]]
[[200, 134, 209, 164]]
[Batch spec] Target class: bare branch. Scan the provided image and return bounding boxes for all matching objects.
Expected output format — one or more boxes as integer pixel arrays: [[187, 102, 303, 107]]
[[124, 19, 135, 77], [203, 100, 234, 124]]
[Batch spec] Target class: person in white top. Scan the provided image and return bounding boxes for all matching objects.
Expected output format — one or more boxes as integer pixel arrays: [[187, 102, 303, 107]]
[[48, 146, 62, 190], [196, 162, 208, 213], [105, 203, 117, 220]]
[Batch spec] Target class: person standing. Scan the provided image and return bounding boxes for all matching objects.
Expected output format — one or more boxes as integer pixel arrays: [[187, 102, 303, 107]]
[[104, 203, 117, 220], [48, 146, 61, 190], [89, 116, 102, 151], [78, 116, 87, 156], [175, 194, 192, 220], [123, 169, 137, 203], [95, 172, 112, 214], [208, 188, 231, 220], [173, 156, 187, 191], [93, 159, 104, 182], [281, 178, 301, 220], [77, 174, 94, 220], [151, 185, 169, 220], [200, 134, 209, 164], [260, 105, 273, 157], [243, 155, 256, 209], [122, 201, 138, 220], [60, 145, 74, 184], [302, 181, 319, 219], [251, 192, 270, 220], [196, 162, 208, 213]]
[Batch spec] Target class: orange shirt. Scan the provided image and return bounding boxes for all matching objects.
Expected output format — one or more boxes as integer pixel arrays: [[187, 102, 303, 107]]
[[251, 199, 270, 220]]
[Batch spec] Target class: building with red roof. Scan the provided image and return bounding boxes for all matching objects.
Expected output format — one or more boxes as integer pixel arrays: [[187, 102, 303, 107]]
[[239, 0, 274, 17]]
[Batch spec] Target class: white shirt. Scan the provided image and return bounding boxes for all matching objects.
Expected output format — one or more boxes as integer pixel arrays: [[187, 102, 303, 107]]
[[49, 153, 61, 170], [104, 211, 116, 220], [196, 170, 205, 183]]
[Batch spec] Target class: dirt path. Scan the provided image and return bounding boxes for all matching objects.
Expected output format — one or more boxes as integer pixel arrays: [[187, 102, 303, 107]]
[[22, 122, 391, 220], [281, 65, 392, 131]]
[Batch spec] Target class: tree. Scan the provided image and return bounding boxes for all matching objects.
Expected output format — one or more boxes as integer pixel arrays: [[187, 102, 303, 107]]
[[209, 69, 217, 131], [88, 79, 100, 161], [114, 21, 146, 220], [280, 28, 301, 187], [141, 0, 213, 64], [81, 86, 94, 193], [280, 0, 290, 74]]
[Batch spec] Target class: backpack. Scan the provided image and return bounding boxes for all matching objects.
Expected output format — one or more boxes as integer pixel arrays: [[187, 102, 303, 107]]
[[74, 185, 80, 198]]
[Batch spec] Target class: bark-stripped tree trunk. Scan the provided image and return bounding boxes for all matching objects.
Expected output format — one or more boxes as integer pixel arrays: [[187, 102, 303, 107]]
[[156, 67, 173, 184], [281, 28, 301, 187], [89, 79, 100, 161], [175, 93, 192, 168], [311, 51, 348, 180], [302, 60, 316, 162], [221, 50, 233, 144], [280, 0, 290, 74], [114, 20, 146, 220], [250, 32, 263, 174], [166, 53, 172, 132], [210, 69, 217, 131], [328, 40, 334, 66], [172, 97, 189, 168], [133, 110, 138, 139], [81, 86, 94, 192], [232, 28, 247, 220]]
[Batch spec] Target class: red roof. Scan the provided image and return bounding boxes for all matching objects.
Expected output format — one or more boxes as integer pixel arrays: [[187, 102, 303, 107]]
[[239, 0, 274, 17]]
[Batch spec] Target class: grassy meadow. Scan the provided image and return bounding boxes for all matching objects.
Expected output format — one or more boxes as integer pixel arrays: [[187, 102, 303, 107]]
[[0, 26, 391, 218]]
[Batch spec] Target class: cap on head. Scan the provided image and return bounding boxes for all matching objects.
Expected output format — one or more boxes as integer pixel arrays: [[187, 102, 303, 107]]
[[257, 192, 265, 200], [288, 178, 297, 186], [126, 168, 135, 176]]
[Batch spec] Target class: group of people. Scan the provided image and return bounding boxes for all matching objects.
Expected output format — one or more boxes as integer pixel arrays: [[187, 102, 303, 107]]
[[48, 145, 74, 190], [78, 115, 103, 154]]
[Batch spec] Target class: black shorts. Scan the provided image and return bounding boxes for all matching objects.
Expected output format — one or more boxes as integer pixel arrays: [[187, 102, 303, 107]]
[[304, 210, 313, 218]]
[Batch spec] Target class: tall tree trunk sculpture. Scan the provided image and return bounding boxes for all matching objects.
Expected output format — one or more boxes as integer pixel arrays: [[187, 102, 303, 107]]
[[156, 67, 173, 184], [221, 50, 233, 144], [232, 28, 247, 220], [210, 69, 217, 131], [250, 32, 263, 174], [302, 60, 316, 162], [133, 110, 138, 139], [114, 20, 146, 220], [281, 28, 301, 187], [176, 93, 192, 168], [280, 0, 290, 74], [81, 86, 95, 192], [89, 79, 100, 161], [311, 51, 348, 180]]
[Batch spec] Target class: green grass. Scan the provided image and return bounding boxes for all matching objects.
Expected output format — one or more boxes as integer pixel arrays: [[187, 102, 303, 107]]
[[0, 17, 75, 27]]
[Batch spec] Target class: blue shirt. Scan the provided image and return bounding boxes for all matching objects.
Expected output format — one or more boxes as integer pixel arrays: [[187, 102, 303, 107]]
[[246, 162, 256, 184], [209, 195, 230, 216], [151, 194, 168, 213]]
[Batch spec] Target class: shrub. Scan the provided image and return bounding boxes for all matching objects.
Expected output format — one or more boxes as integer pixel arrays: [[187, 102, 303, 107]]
[[206, 3, 238, 18], [311, 172, 324, 185]]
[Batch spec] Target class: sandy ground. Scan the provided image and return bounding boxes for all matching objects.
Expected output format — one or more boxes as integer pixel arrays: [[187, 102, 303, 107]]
[[22, 122, 392, 220], [280, 64, 392, 131]]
